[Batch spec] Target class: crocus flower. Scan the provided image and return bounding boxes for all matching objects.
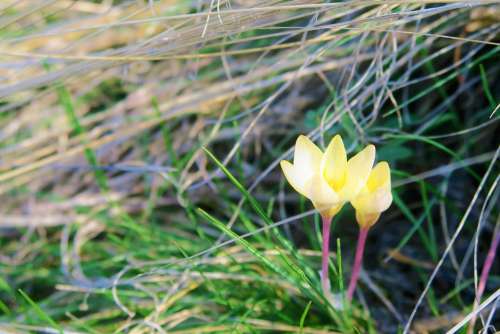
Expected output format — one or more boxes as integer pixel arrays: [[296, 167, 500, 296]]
[[280, 134, 376, 295], [347, 161, 392, 300], [280, 135, 375, 217], [279, 135, 340, 218]]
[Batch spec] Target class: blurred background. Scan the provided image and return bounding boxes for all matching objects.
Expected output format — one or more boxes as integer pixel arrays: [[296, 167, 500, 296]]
[[0, 1, 499, 333]]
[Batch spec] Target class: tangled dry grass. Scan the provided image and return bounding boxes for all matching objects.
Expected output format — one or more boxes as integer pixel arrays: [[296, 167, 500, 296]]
[[0, 1, 499, 333]]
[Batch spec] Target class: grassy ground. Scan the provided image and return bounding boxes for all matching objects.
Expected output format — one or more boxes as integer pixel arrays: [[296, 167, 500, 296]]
[[0, 1, 499, 333]]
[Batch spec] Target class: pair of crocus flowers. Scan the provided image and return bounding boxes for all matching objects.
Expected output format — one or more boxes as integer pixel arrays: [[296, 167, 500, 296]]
[[280, 135, 392, 301]]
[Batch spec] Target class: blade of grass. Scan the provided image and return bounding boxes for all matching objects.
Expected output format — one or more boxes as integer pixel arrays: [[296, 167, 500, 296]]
[[18, 289, 63, 334], [299, 301, 312, 334]]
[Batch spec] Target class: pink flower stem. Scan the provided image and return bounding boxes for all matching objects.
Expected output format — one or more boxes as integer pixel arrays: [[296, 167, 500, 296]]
[[477, 230, 499, 299], [467, 229, 499, 334], [321, 215, 332, 294], [347, 226, 370, 301]]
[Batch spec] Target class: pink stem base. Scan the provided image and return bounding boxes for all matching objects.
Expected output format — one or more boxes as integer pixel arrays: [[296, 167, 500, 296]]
[[321, 215, 332, 294], [468, 230, 499, 334], [477, 231, 499, 299], [347, 226, 369, 301]]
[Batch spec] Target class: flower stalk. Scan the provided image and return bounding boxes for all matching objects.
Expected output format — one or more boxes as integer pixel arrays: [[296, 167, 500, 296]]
[[347, 226, 369, 301], [477, 230, 499, 300], [467, 227, 499, 334]]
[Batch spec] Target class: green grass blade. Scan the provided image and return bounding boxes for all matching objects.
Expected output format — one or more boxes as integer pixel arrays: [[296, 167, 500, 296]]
[[18, 289, 63, 334]]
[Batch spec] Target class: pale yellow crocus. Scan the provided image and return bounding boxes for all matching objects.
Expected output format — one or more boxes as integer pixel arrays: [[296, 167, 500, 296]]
[[321, 134, 376, 213], [347, 161, 392, 300], [280, 134, 391, 301], [351, 161, 393, 227], [280, 134, 375, 218], [280, 135, 338, 217]]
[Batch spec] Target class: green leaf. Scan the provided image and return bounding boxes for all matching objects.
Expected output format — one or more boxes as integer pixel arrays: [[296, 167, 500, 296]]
[[19, 289, 63, 333], [0, 277, 11, 294], [299, 301, 312, 333]]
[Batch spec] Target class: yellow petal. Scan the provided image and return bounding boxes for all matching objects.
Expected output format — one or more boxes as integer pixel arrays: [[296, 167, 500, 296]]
[[351, 188, 392, 214], [351, 161, 392, 217], [340, 144, 375, 200], [280, 160, 310, 198], [321, 135, 347, 191], [355, 211, 381, 228], [306, 172, 340, 216], [367, 161, 391, 192], [293, 135, 323, 172], [327, 203, 344, 218]]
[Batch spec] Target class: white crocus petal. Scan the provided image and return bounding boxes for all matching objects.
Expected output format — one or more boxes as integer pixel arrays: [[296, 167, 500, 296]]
[[280, 160, 311, 198], [293, 135, 323, 173], [321, 135, 347, 192], [340, 144, 375, 200]]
